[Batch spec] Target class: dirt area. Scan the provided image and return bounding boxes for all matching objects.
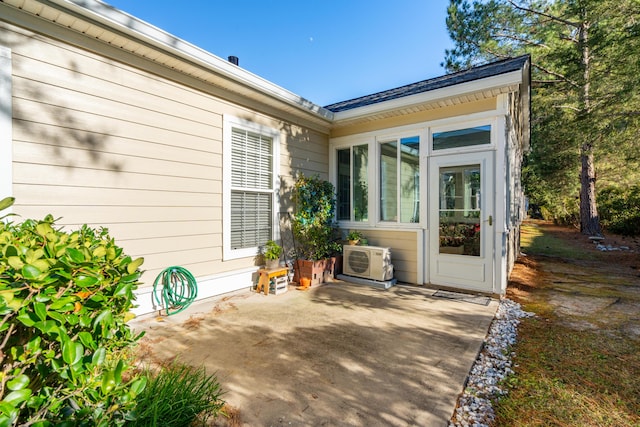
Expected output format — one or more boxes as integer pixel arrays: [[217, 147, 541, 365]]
[[507, 221, 640, 338]]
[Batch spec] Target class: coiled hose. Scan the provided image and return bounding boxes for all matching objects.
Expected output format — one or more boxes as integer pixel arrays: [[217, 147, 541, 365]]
[[152, 266, 197, 316]]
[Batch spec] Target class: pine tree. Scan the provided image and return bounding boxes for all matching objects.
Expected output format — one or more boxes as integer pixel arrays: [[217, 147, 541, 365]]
[[445, 0, 640, 235]]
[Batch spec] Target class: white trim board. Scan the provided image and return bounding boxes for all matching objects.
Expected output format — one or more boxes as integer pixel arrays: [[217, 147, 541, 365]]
[[0, 46, 12, 206]]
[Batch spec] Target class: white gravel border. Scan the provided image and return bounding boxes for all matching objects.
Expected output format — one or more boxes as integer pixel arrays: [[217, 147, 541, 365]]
[[449, 299, 535, 427]]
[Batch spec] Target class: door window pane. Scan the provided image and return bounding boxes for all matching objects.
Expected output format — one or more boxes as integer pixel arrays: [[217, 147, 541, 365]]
[[438, 164, 481, 256]]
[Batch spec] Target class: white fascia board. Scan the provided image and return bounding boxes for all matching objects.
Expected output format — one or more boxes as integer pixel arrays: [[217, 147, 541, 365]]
[[332, 70, 523, 123], [48, 0, 333, 121]]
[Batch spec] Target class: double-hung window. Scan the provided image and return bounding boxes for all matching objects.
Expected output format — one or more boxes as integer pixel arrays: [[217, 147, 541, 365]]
[[379, 135, 420, 223], [223, 116, 279, 259]]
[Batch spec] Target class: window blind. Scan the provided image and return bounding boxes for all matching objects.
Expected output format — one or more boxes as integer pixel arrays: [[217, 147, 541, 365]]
[[230, 127, 273, 250]]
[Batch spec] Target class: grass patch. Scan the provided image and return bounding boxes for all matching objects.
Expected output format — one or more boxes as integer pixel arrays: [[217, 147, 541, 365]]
[[520, 222, 594, 260], [128, 361, 225, 426], [494, 319, 640, 426], [495, 221, 640, 426]]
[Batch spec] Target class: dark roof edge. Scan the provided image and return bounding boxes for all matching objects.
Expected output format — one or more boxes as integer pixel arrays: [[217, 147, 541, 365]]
[[324, 55, 530, 113]]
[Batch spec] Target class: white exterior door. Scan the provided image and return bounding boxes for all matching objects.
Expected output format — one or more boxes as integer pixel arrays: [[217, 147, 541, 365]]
[[428, 151, 494, 291]]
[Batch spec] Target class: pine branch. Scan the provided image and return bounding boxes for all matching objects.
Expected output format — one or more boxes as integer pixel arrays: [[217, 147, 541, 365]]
[[493, 31, 551, 49], [553, 104, 582, 112], [506, 0, 580, 28], [532, 63, 580, 89], [532, 79, 564, 85]]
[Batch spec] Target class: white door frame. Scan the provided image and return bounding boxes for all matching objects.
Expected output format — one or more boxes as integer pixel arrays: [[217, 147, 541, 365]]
[[428, 150, 495, 292]]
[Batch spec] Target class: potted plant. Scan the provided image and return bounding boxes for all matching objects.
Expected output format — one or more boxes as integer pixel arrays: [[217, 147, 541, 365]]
[[346, 230, 364, 246], [291, 174, 342, 286], [262, 240, 283, 269]]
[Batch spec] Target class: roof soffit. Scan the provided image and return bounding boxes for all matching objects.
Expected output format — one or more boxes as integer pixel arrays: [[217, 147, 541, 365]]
[[330, 71, 523, 128]]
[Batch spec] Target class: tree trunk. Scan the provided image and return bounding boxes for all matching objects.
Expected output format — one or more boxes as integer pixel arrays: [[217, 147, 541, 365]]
[[580, 144, 601, 236], [578, 19, 601, 236]]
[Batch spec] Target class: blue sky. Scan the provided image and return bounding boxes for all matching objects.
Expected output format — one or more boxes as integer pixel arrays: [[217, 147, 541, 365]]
[[104, 0, 454, 106]]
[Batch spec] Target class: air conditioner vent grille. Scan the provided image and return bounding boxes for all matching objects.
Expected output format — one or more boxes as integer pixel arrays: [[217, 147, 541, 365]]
[[347, 250, 369, 273], [342, 245, 393, 281]]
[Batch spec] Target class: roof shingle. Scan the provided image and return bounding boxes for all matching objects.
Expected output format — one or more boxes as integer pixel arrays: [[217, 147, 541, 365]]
[[324, 55, 530, 113]]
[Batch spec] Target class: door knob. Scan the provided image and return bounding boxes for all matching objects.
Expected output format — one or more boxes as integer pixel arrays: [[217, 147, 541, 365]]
[[488, 215, 493, 226]]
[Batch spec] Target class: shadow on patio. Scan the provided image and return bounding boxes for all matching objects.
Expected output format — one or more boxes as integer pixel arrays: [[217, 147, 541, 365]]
[[131, 281, 497, 426]]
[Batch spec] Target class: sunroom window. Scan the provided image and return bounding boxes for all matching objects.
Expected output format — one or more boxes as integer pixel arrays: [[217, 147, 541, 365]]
[[379, 136, 420, 223], [433, 125, 491, 151], [337, 144, 368, 222]]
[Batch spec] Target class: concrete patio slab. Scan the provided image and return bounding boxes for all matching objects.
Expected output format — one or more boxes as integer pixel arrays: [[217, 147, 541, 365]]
[[131, 281, 498, 427]]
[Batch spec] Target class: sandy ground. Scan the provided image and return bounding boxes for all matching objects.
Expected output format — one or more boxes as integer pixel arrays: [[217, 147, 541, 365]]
[[131, 282, 498, 426], [508, 221, 640, 337]]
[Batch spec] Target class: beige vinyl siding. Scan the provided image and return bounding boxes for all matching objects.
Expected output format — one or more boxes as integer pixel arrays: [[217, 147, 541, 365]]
[[282, 130, 330, 178], [349, 230, 418, 284], [12, 205, 220, 225], [331, 98, 497, 138], [4, 21, 329, 287], [279, 129, 330, 213]]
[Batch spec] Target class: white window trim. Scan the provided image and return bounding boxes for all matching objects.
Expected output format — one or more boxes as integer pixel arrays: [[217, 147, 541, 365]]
[[333, 139, 371, 224], [222, 115, 280, 260], [330, 125, 429, 230], [0, 46, 12, 211]]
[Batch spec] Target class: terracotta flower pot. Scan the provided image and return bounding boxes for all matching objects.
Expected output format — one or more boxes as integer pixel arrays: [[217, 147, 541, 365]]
[[298, 277, 311, 289]]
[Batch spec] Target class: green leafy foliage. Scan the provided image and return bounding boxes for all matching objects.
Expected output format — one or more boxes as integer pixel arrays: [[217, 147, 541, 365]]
[[261, 240, 282, 261], [346, 230, 364, 242], [128, 361, 225, 427], [597, 185, 640, 236], [445, 0, 640, 235], [291, 174, 342, 260], [0, 202, 146, 426]]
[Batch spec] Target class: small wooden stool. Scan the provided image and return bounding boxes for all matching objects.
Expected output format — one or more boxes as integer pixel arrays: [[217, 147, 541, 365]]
[[256, 267, 289, 295]]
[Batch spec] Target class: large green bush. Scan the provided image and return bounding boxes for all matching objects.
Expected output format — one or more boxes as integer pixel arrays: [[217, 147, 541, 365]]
[[291, 174, 341, 260], [0, 198, 146, 426], [597, 185, 640, 235]]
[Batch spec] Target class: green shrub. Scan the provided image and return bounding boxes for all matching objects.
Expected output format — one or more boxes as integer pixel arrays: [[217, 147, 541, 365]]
[[128, 361, 225, 427], [597, 185, 640, 235], [0, 197, 146, 426], [292, 174, 341, 260]]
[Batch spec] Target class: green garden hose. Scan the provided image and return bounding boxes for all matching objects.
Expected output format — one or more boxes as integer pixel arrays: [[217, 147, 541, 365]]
[[152, 266, 198, 316]]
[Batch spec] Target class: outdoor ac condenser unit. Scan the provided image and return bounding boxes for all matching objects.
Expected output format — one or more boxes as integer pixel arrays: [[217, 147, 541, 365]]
[[343, 245, 394, 281]]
